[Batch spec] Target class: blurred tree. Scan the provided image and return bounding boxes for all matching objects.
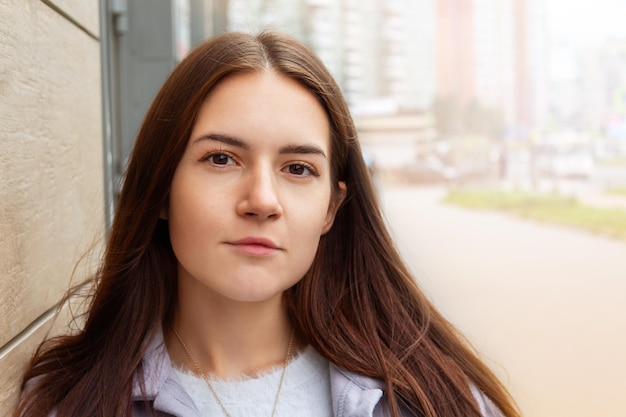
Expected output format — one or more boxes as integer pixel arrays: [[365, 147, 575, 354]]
[[433, 95, 503, 140], [432, 95, 463, 137]]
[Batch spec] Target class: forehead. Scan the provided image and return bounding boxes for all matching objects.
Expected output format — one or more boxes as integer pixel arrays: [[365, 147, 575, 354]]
[[190, 71, 331, 151]]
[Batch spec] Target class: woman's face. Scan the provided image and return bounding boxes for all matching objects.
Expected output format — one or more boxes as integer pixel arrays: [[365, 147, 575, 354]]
[[166, 71, 345, 305]]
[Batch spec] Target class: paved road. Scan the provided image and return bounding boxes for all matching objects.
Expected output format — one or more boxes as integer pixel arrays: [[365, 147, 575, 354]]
[[379, 184, 626, 417]]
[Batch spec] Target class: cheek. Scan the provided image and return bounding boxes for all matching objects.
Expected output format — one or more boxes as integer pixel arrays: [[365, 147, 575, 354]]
[[167, 196, 196, 258], [290, 228, 324, 280], [289, 197, 332, 252], [167, 178, 220, 250]]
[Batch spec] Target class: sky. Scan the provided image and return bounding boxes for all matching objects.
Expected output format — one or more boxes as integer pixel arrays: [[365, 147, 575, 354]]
[[545, 0, 626, 81], [546, 0, 626, 46]]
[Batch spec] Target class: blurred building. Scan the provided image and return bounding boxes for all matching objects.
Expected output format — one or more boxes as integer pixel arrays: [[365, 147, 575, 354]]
[[580, 40, 626, 152], [227, 0, 306, 38], [436, 0, 547, 140], [225, 0, 436, 114], [525, 0, 549, 135], [437, 0, 475, 110], [540, 2, 626, 157]]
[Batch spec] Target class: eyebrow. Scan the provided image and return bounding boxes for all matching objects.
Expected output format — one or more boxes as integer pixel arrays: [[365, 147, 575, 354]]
[[193, 133, 249, 149], [192, 133, 327, 159], [279, 144, 327, 158]]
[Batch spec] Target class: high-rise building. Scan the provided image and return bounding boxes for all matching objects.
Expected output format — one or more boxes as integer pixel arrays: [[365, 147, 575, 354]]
[[378, 0, 437, 112], [473, 0, 516, 124], [437, 0, 475, 108], [526, 0, 549, 133], [580, 41, 626, 134], [435, 0, 546, 138], [224, 0, 436, 113]]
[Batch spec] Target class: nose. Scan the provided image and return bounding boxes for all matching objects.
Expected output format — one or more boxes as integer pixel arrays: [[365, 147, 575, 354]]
[[236, 167, 283, 219]]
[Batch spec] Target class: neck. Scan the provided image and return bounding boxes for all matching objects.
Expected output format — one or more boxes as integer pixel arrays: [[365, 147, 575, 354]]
[[166, 284, 295, 380]]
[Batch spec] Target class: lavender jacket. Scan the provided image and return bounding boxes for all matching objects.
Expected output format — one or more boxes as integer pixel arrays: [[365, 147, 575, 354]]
[[132, 332, 502, 417]]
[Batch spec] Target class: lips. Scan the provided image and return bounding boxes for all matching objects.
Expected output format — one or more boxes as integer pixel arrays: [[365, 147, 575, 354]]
[[228, 237, 281, 256]]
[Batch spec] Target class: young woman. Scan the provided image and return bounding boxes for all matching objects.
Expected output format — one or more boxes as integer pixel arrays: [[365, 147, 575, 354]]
[[15, 31, 519, 417]]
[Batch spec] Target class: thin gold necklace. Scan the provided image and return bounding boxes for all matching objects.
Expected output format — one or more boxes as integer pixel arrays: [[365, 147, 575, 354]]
[[171, 325, 295, 417]]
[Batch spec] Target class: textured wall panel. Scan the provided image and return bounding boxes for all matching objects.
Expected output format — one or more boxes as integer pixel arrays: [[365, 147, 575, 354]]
[[0, 0, 103, 350], [43, 0, 100, 38], [0, 295, 88, 416]]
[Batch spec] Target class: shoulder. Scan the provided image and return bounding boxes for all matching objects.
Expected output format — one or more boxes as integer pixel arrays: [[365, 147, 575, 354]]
[[131, 329, 200, 417], [329, 363, 385, 392], [16, 374, 59, 417], [470, 385, 505, 417], [328, 364, 388, 417], [329, 365, 503, 417]]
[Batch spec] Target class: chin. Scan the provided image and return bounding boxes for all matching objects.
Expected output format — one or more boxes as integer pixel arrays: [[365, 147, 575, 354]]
[[222, 286, 286, 304]]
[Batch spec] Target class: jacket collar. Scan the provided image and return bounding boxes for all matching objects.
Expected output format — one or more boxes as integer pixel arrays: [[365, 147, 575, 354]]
[[132, 328, 201, 416], [329, 364, 386, 417]]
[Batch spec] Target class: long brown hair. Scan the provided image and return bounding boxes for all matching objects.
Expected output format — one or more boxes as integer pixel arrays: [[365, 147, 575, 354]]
[[15, 31, 519, 417]]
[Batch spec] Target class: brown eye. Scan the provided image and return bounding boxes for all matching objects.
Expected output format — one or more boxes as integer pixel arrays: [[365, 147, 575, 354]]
[[283, 163, 319, 177], [207, 153, 234, 166], [212, 154, 229, 164], [288, 164, 306, 175]]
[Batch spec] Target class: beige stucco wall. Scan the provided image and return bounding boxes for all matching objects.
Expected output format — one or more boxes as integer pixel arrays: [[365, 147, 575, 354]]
[[0, 0, 103, 414]]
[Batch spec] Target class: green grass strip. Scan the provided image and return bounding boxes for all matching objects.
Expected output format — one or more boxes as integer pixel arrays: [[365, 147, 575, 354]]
[[607, 187, 626, 197], [444, 189, 626, 241], [597, 158, 626, 168]]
